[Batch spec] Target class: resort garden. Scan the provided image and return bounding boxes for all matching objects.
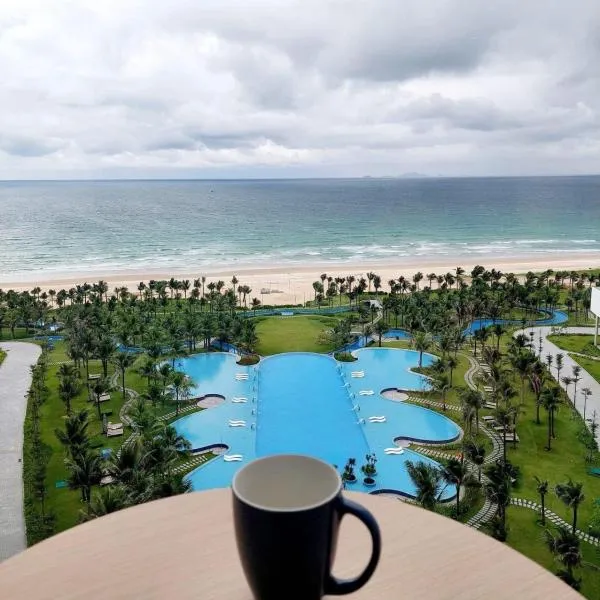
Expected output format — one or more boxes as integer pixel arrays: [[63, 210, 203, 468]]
[[1, 266, 600, 596]]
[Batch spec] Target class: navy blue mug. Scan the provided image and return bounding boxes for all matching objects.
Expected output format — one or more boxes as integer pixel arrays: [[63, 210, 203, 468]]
[[232, 454, 381, 600]]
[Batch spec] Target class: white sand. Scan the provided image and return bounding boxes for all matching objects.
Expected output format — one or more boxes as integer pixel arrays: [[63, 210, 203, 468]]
[[1, 253, 599, 306]]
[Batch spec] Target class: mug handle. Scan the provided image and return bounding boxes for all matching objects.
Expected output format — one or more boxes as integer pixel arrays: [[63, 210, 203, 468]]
[[324, 497, 382, 595]]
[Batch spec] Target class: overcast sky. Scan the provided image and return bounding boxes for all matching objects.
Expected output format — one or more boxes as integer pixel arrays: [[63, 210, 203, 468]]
[[1, 0, 599, 179]]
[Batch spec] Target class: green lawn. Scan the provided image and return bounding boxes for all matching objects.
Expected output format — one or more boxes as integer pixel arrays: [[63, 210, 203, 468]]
[[569, 354, 600, 385], [549, 334, 600, 358], [506, 507, 600, 598], [36, 357, 127, 535], [0, 327, 30, 340], [255, 315, 340, 355]]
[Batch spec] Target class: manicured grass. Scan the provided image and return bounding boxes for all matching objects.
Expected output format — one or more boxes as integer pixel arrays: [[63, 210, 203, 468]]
[[549, 335, 600, 357], [38, 356, 127, 534], [569, 354, 600, 385], [506, 507, 600, 598], [504, 395, 600, 528], [254, 315, 340, 355], [0, 327, 30, 340]]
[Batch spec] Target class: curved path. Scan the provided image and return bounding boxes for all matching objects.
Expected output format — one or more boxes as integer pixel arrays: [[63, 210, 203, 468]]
[[0, 342, 41, 561], [510, 497, 600, 547], [517, 326, 600, 443]]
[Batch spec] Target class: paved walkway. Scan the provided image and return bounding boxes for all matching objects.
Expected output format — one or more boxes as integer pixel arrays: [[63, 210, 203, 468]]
[[0, 342, 41, 561], [518, 326, 600, 443], [510, 497, 600, 547]]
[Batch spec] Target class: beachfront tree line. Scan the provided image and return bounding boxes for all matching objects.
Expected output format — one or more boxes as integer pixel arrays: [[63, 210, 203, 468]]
[[310, 267, 596, 318]]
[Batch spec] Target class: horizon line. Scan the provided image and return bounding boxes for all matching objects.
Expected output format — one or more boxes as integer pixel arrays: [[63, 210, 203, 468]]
[[1, 173, 600, 183]]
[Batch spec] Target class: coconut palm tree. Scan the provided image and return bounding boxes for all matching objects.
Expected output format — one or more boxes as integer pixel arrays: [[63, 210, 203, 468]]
[[544, 527, 582, 590], [460, 388, 485, 433], [373, 320, 388, 347], [464, 440, 486, 482], [555, 353, 564, 382], [511, 351, 535, 405], [484, 460, 512, 540], [446, 356, 458, 386], [82, 485, 130, 521], [542, 387, 561, 449], [534, 476, 549, 525], [494, 405, 515, 462], [413, 332, 432, 367], [171, 371, 193, 416], [571, 365, 582, 409], [55, 409, 91, 459], [58, 364, 80, 416], [582, 387, 592, 421], [555, 479, 585, 533], [95, 334, 116, 378], [443, 458, 475, 519], [113, 352, 135, 403], [66, 449, 102, 506], [405, 460, 445, 510], [431, 373, 450, 411]]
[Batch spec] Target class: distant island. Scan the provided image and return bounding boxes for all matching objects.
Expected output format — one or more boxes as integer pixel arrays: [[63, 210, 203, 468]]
[[362, 172, 430, 179]]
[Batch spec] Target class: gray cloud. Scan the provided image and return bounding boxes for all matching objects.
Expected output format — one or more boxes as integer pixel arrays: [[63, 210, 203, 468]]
[[0, 0, 598, 177]]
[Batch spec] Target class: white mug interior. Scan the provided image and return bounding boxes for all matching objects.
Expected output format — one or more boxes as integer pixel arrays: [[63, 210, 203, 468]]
[[232, 454, 342, 512]]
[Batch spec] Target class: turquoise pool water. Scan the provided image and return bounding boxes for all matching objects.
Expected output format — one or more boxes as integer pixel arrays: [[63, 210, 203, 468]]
[[173, 348, 460, 499]]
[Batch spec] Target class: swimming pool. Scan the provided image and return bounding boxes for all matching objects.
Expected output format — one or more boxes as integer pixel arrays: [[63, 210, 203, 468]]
[[463, 309, 568, 335], [173, 348, 460, 499]]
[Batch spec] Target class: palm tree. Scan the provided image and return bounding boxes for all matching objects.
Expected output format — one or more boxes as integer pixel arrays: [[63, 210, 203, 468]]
[[113, 352, 135, 403], [494, 406, 515, 462], [373, 320, 388, 347], [544, 527, 582, 590], [82, 485, 130, 521], [555, 479, 585, 533], [534, 476, 549, 525], [405, 460, 445, 510], [66, 449, 102, 506], [413, 332, 432, 367], [55, 409, 91, 459], [555, 352, 564, 382], [58, 364, 80, 416], [484, 460, 512, 540], [431, 373, 450, 411], [95, 334, 116, 378], [460, 388, 485, 433], [446, 356, 458, 386], [464, 440, 486, 482], [443, 458, 475, 519], [511, 352, 535, 405], [571, 365, 582, 409], [582, 387, 592, 421], [542, 387, 561, 449], [171, 371, 193, 416]]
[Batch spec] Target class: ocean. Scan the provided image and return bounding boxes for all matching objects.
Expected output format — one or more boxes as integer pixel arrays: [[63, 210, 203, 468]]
[[0, 176, 599, 281]]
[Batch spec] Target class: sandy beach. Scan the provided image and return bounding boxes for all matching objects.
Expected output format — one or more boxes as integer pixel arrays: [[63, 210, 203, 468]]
[[2, 253, 599, 305]]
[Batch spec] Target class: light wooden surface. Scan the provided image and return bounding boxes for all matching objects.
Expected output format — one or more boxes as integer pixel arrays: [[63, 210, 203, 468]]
[[0, 489, 579, 599]]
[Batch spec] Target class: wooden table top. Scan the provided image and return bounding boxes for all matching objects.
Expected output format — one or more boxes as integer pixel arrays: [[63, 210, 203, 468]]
[[0, 489, 579, 599]]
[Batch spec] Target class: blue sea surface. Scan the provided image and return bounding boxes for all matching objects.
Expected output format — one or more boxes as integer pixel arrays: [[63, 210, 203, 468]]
[[1, 177, 599, 280]]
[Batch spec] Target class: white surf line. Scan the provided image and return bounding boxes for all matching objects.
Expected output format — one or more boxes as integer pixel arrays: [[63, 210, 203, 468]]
[[223, 454, 244, 462], [384, 447, 404, 455]]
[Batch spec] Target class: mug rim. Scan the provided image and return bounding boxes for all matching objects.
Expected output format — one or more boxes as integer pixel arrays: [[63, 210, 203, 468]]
[[232, 454, 343, 513]]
